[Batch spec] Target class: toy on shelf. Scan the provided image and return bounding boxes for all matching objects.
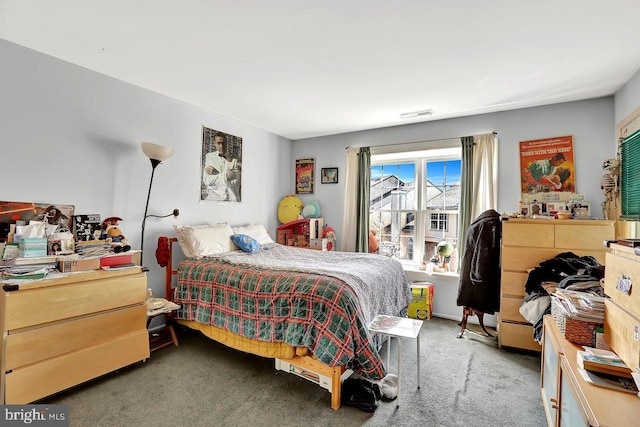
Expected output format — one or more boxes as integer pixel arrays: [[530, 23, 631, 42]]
[[302, 200, 321, 218], [102, 216, 131, 253], [278, 195, 304, 224]]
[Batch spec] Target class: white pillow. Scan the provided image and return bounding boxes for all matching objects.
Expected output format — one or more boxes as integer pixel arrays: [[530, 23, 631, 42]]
[[231, 223, 274, 245], [174, 223, 238, 258]]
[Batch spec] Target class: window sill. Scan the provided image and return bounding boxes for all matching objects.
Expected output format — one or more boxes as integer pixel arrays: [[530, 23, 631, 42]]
[[401, 262, 459, 280]]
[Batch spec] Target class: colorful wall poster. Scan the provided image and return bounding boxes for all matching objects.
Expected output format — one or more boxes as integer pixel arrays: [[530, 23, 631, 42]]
[[295, 158, 315, 194], [520, 135, 575, 197]]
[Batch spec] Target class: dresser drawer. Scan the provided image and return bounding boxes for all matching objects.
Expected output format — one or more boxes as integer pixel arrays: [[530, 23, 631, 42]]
[[5, 305, 146, 371], [4, 273, 147, 330], [498, 321, 541, 352], [501, 247, 561, 272], [604, 299, 640, 372], [501, 271, 529, 298], [555, 224, 614, 251], [604, 252, 640, 315], [502, 223, 554, 248], [4, 330, 149, 404], [500, 296, 528, 323]]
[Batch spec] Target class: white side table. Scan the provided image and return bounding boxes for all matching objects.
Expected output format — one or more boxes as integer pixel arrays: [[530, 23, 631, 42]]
[[368, 315, 423, 406]]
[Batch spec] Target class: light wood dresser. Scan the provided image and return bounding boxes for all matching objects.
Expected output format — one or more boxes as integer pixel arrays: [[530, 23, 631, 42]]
[[499, 218, 615, 351], [0, 268, 149, 404], [603, 243, 640, 373]]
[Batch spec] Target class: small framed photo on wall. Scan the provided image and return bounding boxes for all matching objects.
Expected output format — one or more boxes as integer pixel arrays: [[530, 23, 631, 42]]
[[321, 167, 338, 184]]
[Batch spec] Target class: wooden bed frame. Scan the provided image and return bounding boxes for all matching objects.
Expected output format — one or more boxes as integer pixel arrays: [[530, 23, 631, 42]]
[[162, 237, 352, 410]]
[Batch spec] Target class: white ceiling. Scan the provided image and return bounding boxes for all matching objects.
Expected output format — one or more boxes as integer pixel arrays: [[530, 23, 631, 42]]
[[2, 1, 640, 140]]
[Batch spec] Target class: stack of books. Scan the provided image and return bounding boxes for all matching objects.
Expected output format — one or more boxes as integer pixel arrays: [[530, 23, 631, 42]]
[[100, 252, 136, 270], [577, 347, 639, 394]]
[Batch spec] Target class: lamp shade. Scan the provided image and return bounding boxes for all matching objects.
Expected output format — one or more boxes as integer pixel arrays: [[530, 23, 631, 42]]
[[141, 142, 174, 162]]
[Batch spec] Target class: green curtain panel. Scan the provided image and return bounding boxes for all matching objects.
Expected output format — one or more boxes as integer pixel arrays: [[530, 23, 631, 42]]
[[356, 147, 371, 252], [457, 136, 474, 267]]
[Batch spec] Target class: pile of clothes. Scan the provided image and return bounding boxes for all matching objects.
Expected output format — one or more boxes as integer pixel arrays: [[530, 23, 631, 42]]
[[518, 252, 605, 343]]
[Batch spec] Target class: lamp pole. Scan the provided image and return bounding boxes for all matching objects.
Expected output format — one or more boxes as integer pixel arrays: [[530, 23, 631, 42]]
[[140, 159, 161, 266]]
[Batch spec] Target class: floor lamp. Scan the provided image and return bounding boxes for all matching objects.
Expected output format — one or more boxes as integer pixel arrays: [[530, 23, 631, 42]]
[[140, 142, 179, 266]]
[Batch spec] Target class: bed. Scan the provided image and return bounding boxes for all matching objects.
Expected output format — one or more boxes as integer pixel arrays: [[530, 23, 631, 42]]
[[159, 223, 411, 409]]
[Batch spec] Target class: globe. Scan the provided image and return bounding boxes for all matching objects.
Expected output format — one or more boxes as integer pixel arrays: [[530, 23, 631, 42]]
[[436, 241, 454, 258]]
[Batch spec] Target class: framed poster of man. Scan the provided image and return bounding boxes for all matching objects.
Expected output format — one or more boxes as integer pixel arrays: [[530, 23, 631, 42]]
[[201, 126, 242, 202]]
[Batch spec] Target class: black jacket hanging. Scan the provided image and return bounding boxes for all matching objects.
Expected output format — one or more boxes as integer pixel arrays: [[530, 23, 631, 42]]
[[456, 209, 502, 314]]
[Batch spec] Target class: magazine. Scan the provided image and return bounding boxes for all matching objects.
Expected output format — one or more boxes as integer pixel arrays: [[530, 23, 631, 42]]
[[578, 368, 639, 394]]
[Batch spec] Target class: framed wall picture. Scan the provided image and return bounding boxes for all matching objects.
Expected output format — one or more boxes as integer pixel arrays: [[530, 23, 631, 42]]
[[520, 135, 576, 198], [200, 126, 242, 202], [530, 202, 543, 216], [295, 158, 315, 194], [321, 167, 338, 184], [571, 201, 591, 218]]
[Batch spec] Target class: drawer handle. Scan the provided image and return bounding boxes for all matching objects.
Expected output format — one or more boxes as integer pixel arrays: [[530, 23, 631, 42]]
[[616, 274, 632, 295]]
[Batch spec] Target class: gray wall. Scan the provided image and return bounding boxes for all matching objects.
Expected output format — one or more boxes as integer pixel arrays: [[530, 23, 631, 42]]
[[615, 67, 640, 123], [292, 97, 616, 249], [0, 39, 292, 296]]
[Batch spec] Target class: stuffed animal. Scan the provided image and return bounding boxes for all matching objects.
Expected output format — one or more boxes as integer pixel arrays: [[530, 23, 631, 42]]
[[323, 225, 336, 240], [278, 195, 304, 224], [102, 216, 131, 253], [302, 200, 321, 218]]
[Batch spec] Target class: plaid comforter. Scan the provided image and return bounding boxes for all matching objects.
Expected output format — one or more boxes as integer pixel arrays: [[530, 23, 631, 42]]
[[174, 248, 407, 379]]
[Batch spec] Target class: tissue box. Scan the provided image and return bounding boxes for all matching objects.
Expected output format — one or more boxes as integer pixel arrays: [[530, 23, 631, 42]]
[[18, 237, 48, 258], [408, 282, 434, 320]]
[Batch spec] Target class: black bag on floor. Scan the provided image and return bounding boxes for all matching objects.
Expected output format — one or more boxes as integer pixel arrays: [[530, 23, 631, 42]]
[[341, 378, 379, 412]]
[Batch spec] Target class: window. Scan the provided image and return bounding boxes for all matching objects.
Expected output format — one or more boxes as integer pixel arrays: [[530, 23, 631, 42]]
[[369, 146, 461, 271], [621, 129, 640, 220], [430, 213, 447, 231]]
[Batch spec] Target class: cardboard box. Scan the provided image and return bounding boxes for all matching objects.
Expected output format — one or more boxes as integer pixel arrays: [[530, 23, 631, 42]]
[[408, 282, 434, 320], [309, 238, 335, 251], [58, 257, 101, 272]]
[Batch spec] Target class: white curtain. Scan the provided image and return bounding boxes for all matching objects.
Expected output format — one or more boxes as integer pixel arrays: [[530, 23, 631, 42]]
[[471, 133, 498, 219], [341, 147, 360, 252]]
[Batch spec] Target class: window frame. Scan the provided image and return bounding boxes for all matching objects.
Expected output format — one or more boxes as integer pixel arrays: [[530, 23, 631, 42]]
[[429, 212, 448, 231]]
